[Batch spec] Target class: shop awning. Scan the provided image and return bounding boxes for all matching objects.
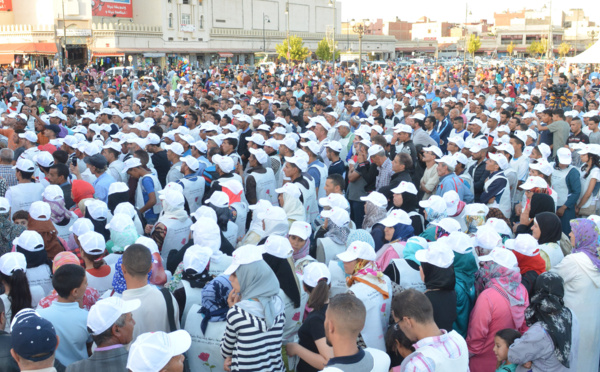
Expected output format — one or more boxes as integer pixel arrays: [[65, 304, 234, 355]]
[[0, 43, 57, 55], [92, 52, 125, 57], [143, 53, 166, 58], [219, 52, 234, 58], [0, 54, 14, 64]]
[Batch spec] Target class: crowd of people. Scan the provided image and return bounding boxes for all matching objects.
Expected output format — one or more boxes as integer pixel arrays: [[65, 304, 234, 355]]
[[0, 58, 598, 372]]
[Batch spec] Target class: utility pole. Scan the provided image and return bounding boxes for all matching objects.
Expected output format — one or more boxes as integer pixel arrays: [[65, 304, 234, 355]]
[[263, 13, 270, 52], [547, 0, 553, 59], [351, 19, 369, 83], [463, 3, 469, 64], [329, 0, 336, 69], [285, 1, 290, 62], [62, 0, 67, 67]]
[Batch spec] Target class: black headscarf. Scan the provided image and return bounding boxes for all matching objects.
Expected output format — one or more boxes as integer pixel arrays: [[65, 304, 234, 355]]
[[399, 191, 419, 213], [535, 212, 563, 245], [525, 272, 573, 368], [209, 203, 231, 231], [421, 262, 456, 291], [528, 193, 555, 219], [107, 191, 129, 215], [263, 253, 301, 308], [182, 265, 212, 289], [16, 246, 50, 269], [85, 208, 110, 242]]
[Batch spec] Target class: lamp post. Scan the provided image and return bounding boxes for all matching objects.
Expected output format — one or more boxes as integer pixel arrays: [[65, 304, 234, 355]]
[[463, 3, 471, 64], [61, 0, 67, 67], [263, 13, 270, 52], [285, 2, 290, 62], [328, 0, 336, 69], [351, 19, 369, 83]]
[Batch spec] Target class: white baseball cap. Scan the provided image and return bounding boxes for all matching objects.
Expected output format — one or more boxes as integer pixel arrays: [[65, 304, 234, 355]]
[[105, 213, 135, 233], [488, 152, 508, 170], [165, 142, 184, 156], [414, 237, 454, 268], [289, 221, 312, 240], [448, 136, 465, 149], [204, 191, 229, 208], [279, 137, 297, 151], [495, 143, 514, 157], [249, 148, 269, 165], [468, 138, 489, 153], [446, 232, 473, 254], [431, 218, 462, 233], [261, 235, 293, 259], [69, 218, 94, 236], [158, 190, 185, 208], [123, 158, 142, 171], [379, 209, 412, 227], [479, 247, 518, 269], [391, 181, 418, 195], [504, 233, 540, 257], [13, 158, 35, 172], [319, 193, 350, 209], [556, 147, 572, 165], [181, 155, 200, 172], [127, 330, 192, 372], [18, 131, 37, 143], [284, 155, 308, 173], [337, 241, 377, 262], [42, 185, 64, 202], [520, 176, 548, 190], [423, 145, 443, 159], [394, 124, 413, 134], [13, 230, 44, 252], [0, 197, 10, 214], [474, 225, 502, 250], [367, 144, 385, 159], [409, 113, 425, 121], [182, 245, 213, 273], [84, 200, 108, 220], [442, 190, 461, 216], [303, 262, 331, 287], [78, 231, 106, 256], [360, 191, 387, 207], [29, 201, 51, 221], [0, 252, 27, 276], [577, 143, 600, 156], [275, 182, 301, 199], [454, 152, 469, 165], [321, 208, 350, 227], [88, 297, 141, 336], [34, 151, 55, 168], [325, 141, 343, 153], [223, 244, 265, 276], [529, 159, 553, 177], [419, 195, 446, 213], [301, 141, 321, 157], [435, 155, 457, 168], [248, 133, 265, 146], [258, 205, 287, 221]]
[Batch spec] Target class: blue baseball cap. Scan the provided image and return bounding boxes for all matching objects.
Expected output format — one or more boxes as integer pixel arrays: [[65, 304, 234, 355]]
[[11, 309, 57, 362]]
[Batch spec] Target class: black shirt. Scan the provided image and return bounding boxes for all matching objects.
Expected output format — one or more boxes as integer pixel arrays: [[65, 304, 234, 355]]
[[328, 159, 346, 178], [151, 150, 170, 188], [424, 290, 457, 332], [297, 304, 328, 372]]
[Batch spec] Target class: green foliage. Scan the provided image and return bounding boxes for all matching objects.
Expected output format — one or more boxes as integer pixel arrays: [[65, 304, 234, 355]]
[[507, 41, 515, 56], [315, 38, 340, 61], [558, 42, 571, 57], [275, 35, 310, 62], [467, 34, 481, 57]]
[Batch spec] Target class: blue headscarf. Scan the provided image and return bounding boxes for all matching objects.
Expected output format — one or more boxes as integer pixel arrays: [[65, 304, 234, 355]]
[[346, 229, 375, 248], [425, 206, 447, 223], [199, 275, 233, 334], [402, 237, 428, 265]]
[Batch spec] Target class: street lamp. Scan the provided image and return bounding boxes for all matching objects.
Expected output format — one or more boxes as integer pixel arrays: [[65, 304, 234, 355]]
[[285, 2, 290, 62], [328, 0, 336, 69], [463, 3, 472, 64], [263, 13, 270, 52], [351, 19, 370, 82]]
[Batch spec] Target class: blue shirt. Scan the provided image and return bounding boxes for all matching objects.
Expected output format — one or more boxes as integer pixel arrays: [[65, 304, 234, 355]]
[[140, 176, 158, 220], [307, 160, 325, 189], [38, 302, 90, 367], [93, 172, 115, 203], [436, 172, 474, 203]]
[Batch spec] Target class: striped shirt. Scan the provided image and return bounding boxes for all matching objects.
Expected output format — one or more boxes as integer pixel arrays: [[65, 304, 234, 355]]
[[400, 330, 469, 372], [220, 303, 286, 372]]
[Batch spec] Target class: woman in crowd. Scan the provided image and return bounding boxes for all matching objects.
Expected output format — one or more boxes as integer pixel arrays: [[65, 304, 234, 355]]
[[84, 199, 111, 243], [286, 262, 333, 372], [531, 212, 566, 267], [447, 232, 478, 338], [186, 275, 232, 372], [64, 217, 94, 264], [508, 272, 579, 371], [418, 195, 448, 241], [277, 182, 306, 226], [551, 218, 600, 371], [515, 192, 555, 235], [390, 181, 423, 235], [259, 206, 290, 243], [104, 214, 139, 265], [505, 233, 546, 296], [288, 221, 314, 275], [576, 144, 600, 217], [220, 245, 286, 372], [0, 196, 25, 255], [173, 245, 213, 323], [467, 248, 529, 372], [382, 236, 427, 293], [206, 191, 238, 247], [336, 241, 391, 351], [0, 252, 32, 331], [42, 185, 77, 241], [27, 201, 65, 260], [14, 230, 53, 297], [371, 209, 414, 252], [113, 201, 145, 236], [361, 192, 388, 232], [240, 200, 271, 246], [151, 190, 192, 263], [71, 179, 95, 218], [415, 238, 457, 331], [79, 230, 114, 295]]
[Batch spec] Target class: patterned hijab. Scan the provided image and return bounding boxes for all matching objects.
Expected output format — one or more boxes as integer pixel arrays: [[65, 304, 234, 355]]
[[525, 272, 573, 368], [346, 259, 389, 300], [199, 275, 233, 334], [346, 229, 375, 248], [325, 220, 350, 245], [570, 218, 600, 269], [362, 201, 387, 230], [43, 196, 71, 224]]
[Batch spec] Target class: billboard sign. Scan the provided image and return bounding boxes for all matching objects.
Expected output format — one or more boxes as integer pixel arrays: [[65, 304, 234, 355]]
[[0, 0, 12, 12], [92, 0, 132, 18]]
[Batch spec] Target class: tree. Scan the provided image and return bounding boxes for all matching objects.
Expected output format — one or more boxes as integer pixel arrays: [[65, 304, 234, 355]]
[[507, 41, 515, 57], [539, 37, 549, 57], [527, 41, 540, 56], [558, 42, 571, 57], [315, 38, 340, 61], [275, 35, 310, 63], [467, 34, 481, 58]]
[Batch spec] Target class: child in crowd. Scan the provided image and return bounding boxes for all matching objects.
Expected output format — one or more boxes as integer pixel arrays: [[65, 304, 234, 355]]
[[12, 210, 29, 228], [493, 328, 521, 372]]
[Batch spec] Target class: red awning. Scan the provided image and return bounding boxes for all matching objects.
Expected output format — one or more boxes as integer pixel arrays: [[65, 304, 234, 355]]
[[0, 43, 57, 55], [0, 54, 14, 64], [219, 52, 234, 58]]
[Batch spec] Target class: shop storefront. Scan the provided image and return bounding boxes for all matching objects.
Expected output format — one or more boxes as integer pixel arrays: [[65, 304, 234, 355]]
[[0, 43, 58, 68]]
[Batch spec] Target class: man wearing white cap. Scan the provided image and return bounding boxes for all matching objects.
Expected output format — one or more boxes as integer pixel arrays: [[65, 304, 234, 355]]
[[552, 147, 581, 234], [67, 297, 140, 371], [124, 158, 163, 224], [165, 142, 185, 184], [5, 159, 45, 218], [435, 155, 473, 203], [245, 148, 277, 206], [283, 155, 319, 224], [176, 156, 205, 212], [127, 330, 191, 372], [480, 153, 511, 218]]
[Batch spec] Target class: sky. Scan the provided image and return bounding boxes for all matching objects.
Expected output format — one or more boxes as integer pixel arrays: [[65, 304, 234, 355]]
[[340, 0, 600, 25]]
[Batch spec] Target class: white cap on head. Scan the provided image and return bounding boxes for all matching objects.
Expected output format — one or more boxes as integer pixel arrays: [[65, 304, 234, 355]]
[[289, 221, 311, 240], [302, 262, 331, 287], [360, 192, 387, 207], [479, 247, 518, 269], [126, 330, 192, 372], [414, 237, 455, 268], [222, 244, 265, 276], [337, 241, 376, 262]]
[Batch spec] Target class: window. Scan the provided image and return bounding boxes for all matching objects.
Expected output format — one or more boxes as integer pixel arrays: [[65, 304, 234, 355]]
[[199, 15, 204, 29], [168, 13, 173, 28], [183, 0, 189, 4], [181, 13, 191, 25]]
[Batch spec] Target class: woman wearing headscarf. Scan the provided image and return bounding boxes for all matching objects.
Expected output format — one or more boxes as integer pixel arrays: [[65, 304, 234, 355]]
[[551, 218, 600, 371], [207, 191, 238, 247], [37, 251, 100, 311], [0, 196, 25, 255], [220, 246, 286, 372], [371, 209, 414, 252], [335, 241, 391, 351], [114, 201, 145, 236], [418, 195, 448, 242], [107, 183, 130, 215], [361, 192, 388, 231], [262, 236, 304, 343], [576, 145, 600, 217], [390, 181, 424, 235], [173, 245, 213, 324], [447, 232, 478, 338], [467, 248, 529, 372], [240, 200, 271, 246], [532, 212, 565, 269], [104, 214, 139, 265], [186, 275, 233, 372], [415, 238, 457, 332], [277, 183, 306, 226], [84, 199, 111, 243], [70, 179, 95, 218], [78, 230, 113, 295], [505, 233, 547, 301], [27, 201, 66, 261], [508, 272, 579, 371], [515, 193, 555, 235], [259, 206, 290, 242], [288, 221, 314, 275], [151, 190, 192, 263], [42, 185, 78, 241], [382, 236, 427, 293]]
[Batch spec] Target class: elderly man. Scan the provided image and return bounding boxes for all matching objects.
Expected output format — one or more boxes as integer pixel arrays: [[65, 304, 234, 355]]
[[368, 144, 393, 192], [435, 155, 473, 202], [66, 297, 140, 372]]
